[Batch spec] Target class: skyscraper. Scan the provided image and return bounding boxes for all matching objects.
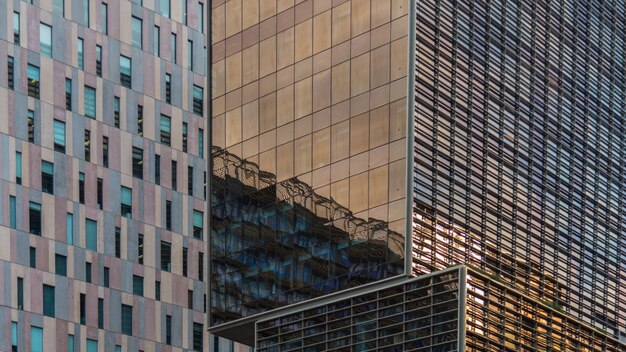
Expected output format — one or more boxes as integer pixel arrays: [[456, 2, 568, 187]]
[[0, 0, 209, 350], [209, 0, 626, 351]]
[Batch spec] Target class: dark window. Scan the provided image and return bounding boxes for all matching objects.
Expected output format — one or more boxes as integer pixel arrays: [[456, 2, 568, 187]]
[[131, 16, 142, 49], [137, 105, 143, 136], [27, 110, 35, 143], [204, 172, 207, 199], [120, 55, 132, 88], [84, 129, 91, 162], [166, 315, 172, 344], [79, 172, 85, 204], [29, 202, 42, 235], [182, 246, 188, 277], [161, 241, 171, 272], [193, 210, 203, 239], [165, 73, 171, 104], [165, 200, 172, 230], [155, 154, 161, 185], [171, 160, 177, 190], [86, 219, 97, 251], [53, 119, 66, 153], [132, 147, 143, 179], [9, 196, 16, 229], [188, 290, 193, 310], [80, 293, 86, 324], [65, 78, 72, 110], [121, 186, 132, 218], [29, 247, 36, 268], [193, 322, 203, 351], [138, 234, 144, 265], [41, 161, 54, 194], [198, 252, 204, 281], [188, 166, 193, 196], [171, 33, 177, 63], [97, 178, 103, 209], [84, 85, 96, 118], [115, 227, 121, 258], [160, 115, 171, 145], [98, 298, 104, 329], [121, 304, 133, 335], [8, 56, 14, 90], [133, 275, 144, 296], [101, 3, 108, 34], [96, 45, 102, 76], [27, 64, 40, 98], [187, 39, 193, 69], [103, 136, 109, 167], [182, 122, 188, 152], [193, 85, 203, 116], [17, 277, 23, 310], [104, 266, 110, 287], [55, 254, 67, 276], [114, 96, 120, 127], [43, 285, 55, 317], [13, 12, 20, 44], [154, 25, 160, 56], [86, 262, 92, 283], [155, 281, 161, 301], [16, 152, 22, 185]]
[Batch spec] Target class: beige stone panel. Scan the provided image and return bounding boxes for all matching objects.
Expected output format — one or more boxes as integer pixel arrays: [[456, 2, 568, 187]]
[[312, 165, 330, 188], [349, 151, 368, 176], [242, 100, 259, 139], [259, 129, 277, 152], [294, 19, 313, 62], [350, 53, 369, 96], [212, 59, 226, 97], [277, 142, 294, 181], [119, 132, 132, 177], [225, 52, 242, 92], [242, 0, 260, 29], [389, 98, 407, 140], [390, 38, 407, 80], [331, 61, 350, 104], [242, 44, 259, 85], [294, 135, 312, 175], [313, 48, 331, 73], [276, 122, 294, 145], [212, 114, 225, 148], [259, 92, 277, 132], [294, 114, 312, 138], [369, 164, 388, 207], [277, 0, 294, 12], [392, 0, 408, 19], [242, 137, 259, 159], [0, 89, 6, 135], [391, 15, 407, 41], [389, 138, 405, 162], [370, 104, 389, 148], [332, 2, 350, 44], [119, 0, 132, 45], [331, 120, 349, 162], [295, 57, 313, 81], [260, 0, 277, 20], [40, 58, 54, 105], [370, 84, 390, 109], [388, 198, 405, 222], [313, 10, 331, 53], [212, 4, 226, 42], [371, 44, 390, 88], [171, 108, 183, 151], [259, 36, 277, 77], [312, 69, 331, 112], [349, 172, 368, 213], [331, 178, 349, 209], [259, 148, 276, 175], [276, 85, 294, 126], [213, 95, 226, 117], [226, 0, 243, 37], [0, 227, 10, 261], [390, 77, 407, 101], [388, 158, 406, 201], [350, 112, 369, 155], [277, 28, 295, 69], [225, 107, 242, 147], [294, 77, 312, 119], [351, 0, 370, 36], [312, 127, 330, 168], [277, 65, 294, 89], [143, 96, 156, 141], [371, 0, 390, 28]]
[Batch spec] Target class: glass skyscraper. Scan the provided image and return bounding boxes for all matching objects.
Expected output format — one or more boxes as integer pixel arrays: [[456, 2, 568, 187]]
[[210, 0, 626, 351]]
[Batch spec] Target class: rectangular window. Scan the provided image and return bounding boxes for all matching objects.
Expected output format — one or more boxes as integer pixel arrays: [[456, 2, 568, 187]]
[[96, 45, 102, 76], [132, 16, 142, 49], [182, 246, 188, 277], [98, 298, 104, 329], [84, 86, 96, 118], [16, 152, 22, 184], [78, 38, 84, 69], [9, 196, 16, 229], [67, 213, 73, 244], [13, 12, 20, 45], [30, 247, 36, 268], [165, 200, 172, 230], [8, 56, 15, 90], [198, 252, 204, 281], [97, 178, 103, 209], [183, 0, 187, 24], [86, 262, 92, 283], [65, 78, 72, 110], [68, 335, 74, 352], [193, 322, 203, 351], [137, 105, 143, 135], [155, 280, 161, 301], [204, 172, 207, 199], [115, 346, 121, 352], [17, 277, 24, 309], [137, 233, 143, 264], [188, 166, 193, 196], [55, 254, 67, 276], [188, 290, 193, 309], [120, 56, 132, 88], [171, 160, 177, 190], [84, 129, 91, 162], [31, 326, 43, 352], [193, 85, 203, 116], [166, 315, 172, 344], [114, 96, 120, 127], [87, 339, 97, 352], [160, 115, 171, 145], [80, 293, 86, 324], [121, 187, 132, 218], [41, 161, 54, 194], [187, 40, 193, 69], [155, 154, 161, 185], [121, 304, 133, 335], [79, 172, 85, 204], [198, 129, 204, 158], [103, 136, 109, 167], [27, 64, 40, 99], [132, 147, 143, 179], [104, 266, 109, 287], [170, 33, 177, 63], [86, 218, 97, 251], [154, 25, 160, 56], [43, 285, 55, 317], [27, 110, 35, 143], [12, 321, 18, 351], [165, 73, 171, 104], [29, 202, 42, 235], [182, 122, 188, 152], [101, 3, 107, 34], [199, 2, 204, 33], [83, 0, 90, 27], [161, 241, 171, 272], [53, 0, 64, 16], [160, 0, 170, 18], [132, 275, 144, 296], [40, 23, 52, 57], [115, 227, 121, 258], [193, 210, 203, 239], [53, 119, 66, 153]]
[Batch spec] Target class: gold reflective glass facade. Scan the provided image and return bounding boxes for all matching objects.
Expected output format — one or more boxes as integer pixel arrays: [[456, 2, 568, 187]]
[[210, 0, 411, 324]]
